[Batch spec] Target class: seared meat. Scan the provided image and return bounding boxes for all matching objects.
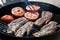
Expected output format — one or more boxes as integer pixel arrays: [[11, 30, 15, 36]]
[[35, 18, 47, 26], [15, 22, 33, 37], [7, 17, 28, 34], [26, 22, 34, 35], [34, 11, 53, 26], [41, 11, 53, 24], [33, 21, 57, 37]]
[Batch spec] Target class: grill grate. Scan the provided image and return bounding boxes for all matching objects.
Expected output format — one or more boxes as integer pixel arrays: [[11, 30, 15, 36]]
[[0, 21, 8, 32]]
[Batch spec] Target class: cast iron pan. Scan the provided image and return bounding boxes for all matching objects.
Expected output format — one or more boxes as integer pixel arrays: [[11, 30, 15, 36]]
[[0, 1, 60, 39]]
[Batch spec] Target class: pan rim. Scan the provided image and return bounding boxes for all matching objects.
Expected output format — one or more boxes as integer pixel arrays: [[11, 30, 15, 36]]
[[0, 1, 60, 9], [0, 1, 60, 38]]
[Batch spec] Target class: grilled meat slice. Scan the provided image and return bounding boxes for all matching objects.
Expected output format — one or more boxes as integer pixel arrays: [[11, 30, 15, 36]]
[[34, 11, 53, 26], [35, 18, 47, 26], [15, 22, 33, 37], [26, 22, 34, 35], [41, 11, 53, 24], [7, 17, 28, 34], [33, 21, 57, 37]]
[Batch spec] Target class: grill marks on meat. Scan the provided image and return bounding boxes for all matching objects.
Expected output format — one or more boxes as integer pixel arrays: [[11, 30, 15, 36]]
[[34, 11, 53, 26], [35, 18, 47, 26], [15, 22, 34, 37], [40, 21, 57, 31], [7, 17, 28, 34], [33, 21, 57, 37], [41, 11, 53, 24], [26, 22, 34, 35]]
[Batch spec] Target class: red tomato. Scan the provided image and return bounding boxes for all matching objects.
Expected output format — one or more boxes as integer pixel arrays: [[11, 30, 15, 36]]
[[1, 15, 14, 22], [26, 5, 40, 12], [24, 12, 39, 20], [11, 7, 25, 17]]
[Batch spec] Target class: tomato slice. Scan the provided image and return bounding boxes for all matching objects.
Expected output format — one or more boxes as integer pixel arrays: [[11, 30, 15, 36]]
[[11, 7, 25, 17], [1, 15, 14, 22], [24, 12, 39, 20], [26, 5, 40, 12]]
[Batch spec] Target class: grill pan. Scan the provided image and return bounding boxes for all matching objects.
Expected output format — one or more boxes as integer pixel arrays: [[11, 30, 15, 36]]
[[0, 1, 60, 39]]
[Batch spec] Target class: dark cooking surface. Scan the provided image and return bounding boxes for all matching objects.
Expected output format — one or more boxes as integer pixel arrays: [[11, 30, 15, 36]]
[[0, 2, 60, 39]]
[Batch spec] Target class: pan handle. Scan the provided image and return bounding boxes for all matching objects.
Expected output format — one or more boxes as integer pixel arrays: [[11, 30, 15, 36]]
[[57, 24, 60, 32]]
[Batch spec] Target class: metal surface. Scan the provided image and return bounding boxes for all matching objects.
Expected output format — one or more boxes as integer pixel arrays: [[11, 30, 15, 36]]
[[0, 2, 60, 39]]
